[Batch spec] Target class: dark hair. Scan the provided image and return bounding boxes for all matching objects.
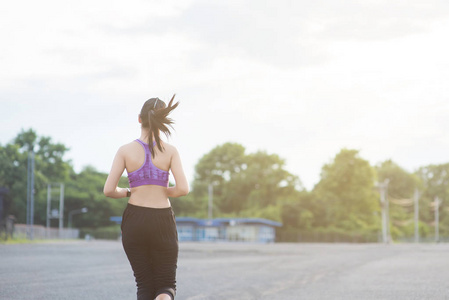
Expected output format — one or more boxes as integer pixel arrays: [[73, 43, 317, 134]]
[[140, 94, 179, 158]]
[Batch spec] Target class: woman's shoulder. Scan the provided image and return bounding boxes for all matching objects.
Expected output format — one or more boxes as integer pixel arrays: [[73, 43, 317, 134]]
[[162, 142, 179, 155], [117, 140, 141, 153]]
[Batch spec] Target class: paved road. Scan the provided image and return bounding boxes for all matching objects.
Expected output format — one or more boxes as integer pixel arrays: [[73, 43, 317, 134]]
[[1, 241, 448, 299]]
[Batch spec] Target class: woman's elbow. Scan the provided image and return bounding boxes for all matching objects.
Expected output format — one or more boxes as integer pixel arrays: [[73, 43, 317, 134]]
[[103, 186, 114, 197], [179, 185, 190, 196]]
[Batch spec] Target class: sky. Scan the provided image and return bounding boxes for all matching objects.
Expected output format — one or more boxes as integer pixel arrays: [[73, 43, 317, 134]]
[[1, 0, 449, 190]]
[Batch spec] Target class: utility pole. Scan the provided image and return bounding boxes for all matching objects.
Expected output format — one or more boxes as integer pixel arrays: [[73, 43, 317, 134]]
[[384, 179, 390, 243], [59, 184, 64, 237], [0, 188, 9, 232], [208, 184, 213, 220], [414, 189, 420, 243], [46, 184, 51, 230], [26, 149, 35, 240], [435, 196, 440, 243], [378, 179, 390, 244], [46, 183, 65, 238]]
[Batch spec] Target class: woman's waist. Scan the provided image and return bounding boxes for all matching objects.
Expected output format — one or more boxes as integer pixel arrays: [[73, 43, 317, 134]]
[[128, 194, 171, 209], [128, 185, 170, 207], [125, 201, 173, 212], [130, 184, 167, 194]]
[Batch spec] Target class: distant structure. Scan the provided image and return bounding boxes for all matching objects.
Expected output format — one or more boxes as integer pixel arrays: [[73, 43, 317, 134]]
[[110, 216, 282, 243], [176, 218, 282, 243]]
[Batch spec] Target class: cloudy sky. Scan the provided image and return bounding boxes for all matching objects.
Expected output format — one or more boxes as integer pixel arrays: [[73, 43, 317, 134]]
[[1, 0, 449, 189]]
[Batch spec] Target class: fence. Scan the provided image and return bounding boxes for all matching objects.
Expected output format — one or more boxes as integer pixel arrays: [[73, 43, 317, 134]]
[[13, 224, 80, 239]]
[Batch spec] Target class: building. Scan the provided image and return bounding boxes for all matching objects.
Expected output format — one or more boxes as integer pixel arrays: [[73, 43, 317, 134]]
[[110, 216, 282, 243], [176, 217, 282, 243]]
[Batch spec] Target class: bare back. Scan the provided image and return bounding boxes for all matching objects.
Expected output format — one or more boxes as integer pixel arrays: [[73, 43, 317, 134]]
[[124, 140, 175, 208]]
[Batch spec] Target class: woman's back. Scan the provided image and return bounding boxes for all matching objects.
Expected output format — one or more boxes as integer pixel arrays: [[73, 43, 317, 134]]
[[124, 139, 176, 208]]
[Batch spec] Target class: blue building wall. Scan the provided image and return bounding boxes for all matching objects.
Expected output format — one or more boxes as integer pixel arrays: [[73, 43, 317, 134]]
[[110, 216, 282, 243], [176, 217, 282, 243]]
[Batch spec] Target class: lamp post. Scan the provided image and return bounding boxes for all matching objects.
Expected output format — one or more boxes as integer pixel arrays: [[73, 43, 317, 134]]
[[26, 149, 35, 240], [434, 197, 440, 243], [378, 179, 390, 244], [208, 184, 213, 221], [68, 207, 88, 228], [414, 189, 420, 243], [0, 187, 9, 227]]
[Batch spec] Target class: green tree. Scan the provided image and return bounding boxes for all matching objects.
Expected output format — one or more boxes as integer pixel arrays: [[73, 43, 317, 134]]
[[170, 192, 203, 217], [235, 151, 301, 221], [280, 191, 314, 230], [0, 143, 28, 222], [35, 136, 71, 182], [64, 166, 128, 228], [0, 129, 73, 223], [0, 129, 121, 228], [376, 160, 420, 199], [191, 143, 301, 219], [193, 143, 247, 214], [312, 149, 379, 232], [244, 151, 300, 208]]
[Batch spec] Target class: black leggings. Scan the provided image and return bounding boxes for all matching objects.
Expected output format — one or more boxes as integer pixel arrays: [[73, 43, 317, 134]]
[[121, 203, 179, 300]]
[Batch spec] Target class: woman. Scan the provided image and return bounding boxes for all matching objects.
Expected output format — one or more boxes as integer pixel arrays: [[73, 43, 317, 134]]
[[103, 95, 189, 300]]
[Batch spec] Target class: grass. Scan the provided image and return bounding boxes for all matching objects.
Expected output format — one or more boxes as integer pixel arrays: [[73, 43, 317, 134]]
[[0, 237, 74, 245]]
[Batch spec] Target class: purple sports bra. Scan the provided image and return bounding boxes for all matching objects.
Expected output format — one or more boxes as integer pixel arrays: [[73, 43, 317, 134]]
[[127, 139, 169, 188]]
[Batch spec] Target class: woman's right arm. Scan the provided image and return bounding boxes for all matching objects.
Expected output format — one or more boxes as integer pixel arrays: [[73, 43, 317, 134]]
[[167, 147, 189, 198], [103, 146, 129, 199]]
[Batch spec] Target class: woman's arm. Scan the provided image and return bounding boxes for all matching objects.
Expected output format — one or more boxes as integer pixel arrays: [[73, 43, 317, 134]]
[[167, 147, 189, 198], [103, 146, 129, 198]]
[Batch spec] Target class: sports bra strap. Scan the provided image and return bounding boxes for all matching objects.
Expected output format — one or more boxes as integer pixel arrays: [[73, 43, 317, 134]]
[[136, 139, 156, 148], [127, 139, 169, 188]]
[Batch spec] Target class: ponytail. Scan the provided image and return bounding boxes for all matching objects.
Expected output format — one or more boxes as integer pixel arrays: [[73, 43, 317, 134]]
[[140, 94, 179, 158]]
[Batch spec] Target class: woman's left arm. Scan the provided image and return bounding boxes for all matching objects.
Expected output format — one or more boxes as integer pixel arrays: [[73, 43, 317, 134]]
[[103, 146, 129, 198]]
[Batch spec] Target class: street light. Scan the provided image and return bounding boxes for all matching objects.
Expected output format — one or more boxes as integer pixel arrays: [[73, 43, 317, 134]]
[[208, 183, 213, 220], [377, 179, 390, 244], [68, 207, 88, 228]]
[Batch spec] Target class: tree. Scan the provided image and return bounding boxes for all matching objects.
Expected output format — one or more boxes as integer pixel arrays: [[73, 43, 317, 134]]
[[194, 143, 247, 187], [244, 151, 300, 207], [312, 149, 379, 232], [376, 160, 420, 200], [17, 129, 72, 224], [193, 143, 247, 214], [64, 166, 128, 228], [0, 143, 27, 222], [191, 143, 301, 218], [0, 129, 75, 225], [170, 192, 204, 218], [281, 191, 314, 230]]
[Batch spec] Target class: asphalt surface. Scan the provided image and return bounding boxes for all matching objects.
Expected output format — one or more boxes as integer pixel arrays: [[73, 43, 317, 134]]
[[1, 241, 448, 299]]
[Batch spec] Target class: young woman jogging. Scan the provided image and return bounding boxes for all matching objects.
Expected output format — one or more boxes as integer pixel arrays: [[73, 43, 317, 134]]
[[104, 95, 189, 300]]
